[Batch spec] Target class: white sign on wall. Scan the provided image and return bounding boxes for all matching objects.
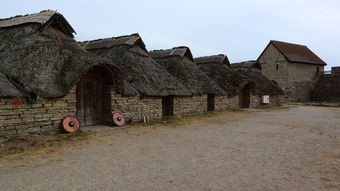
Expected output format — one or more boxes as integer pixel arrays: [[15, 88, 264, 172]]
[[262, 95, 270, 104]]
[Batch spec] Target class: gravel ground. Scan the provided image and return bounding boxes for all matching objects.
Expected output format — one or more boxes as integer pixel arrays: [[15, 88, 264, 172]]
[[0, 106, 339, 191]]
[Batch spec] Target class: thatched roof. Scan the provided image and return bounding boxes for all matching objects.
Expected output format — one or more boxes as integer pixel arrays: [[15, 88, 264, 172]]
[[0, 72, 23, 97], [259, 40, 326, 65], [81, 34, 191, 97], [150, 47, 227, 95], [194, 54, 248, 97], [231, 60, 262, 70], [0, 10, 75, 38], [231, 61, 284, 95], [0, 11, 136, 99], [194, 54, 230, 66]]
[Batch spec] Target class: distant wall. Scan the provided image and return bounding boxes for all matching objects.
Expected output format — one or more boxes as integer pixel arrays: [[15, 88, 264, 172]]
[[312, 74, 340, 101], [174, 95, 207, 116], [109, 86, 162, 122], [250, 94, 284, 108], [215, 95, 239, 110]]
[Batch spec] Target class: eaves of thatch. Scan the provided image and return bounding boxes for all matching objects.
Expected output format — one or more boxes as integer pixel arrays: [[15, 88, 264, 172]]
[[0, 72, 23, 98], [0, 11, 136, 99], [150, 47, 227, 96], [81, 34, 192, 97], [231, 61, 284, 95], [195, 54, 248, 97]]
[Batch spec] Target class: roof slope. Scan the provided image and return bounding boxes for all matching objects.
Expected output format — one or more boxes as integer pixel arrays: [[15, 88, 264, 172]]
[[0, 10, 75, 37], [0, 11, 134, 98], [0, 72, 22, 97], [150, 47, 227, 95], [231, 61, 284, 95], [195, 55, 248, 97], [194, 54, 230, 66], [81, 34, 191, 97], [261, 40, 326, 65]]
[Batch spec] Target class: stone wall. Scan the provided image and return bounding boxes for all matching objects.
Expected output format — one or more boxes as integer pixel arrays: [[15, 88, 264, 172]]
[[259, 44, 289, 90], [312, 74, 340, 101], [174, 95, 207, 116], [249, 94, 284, 108], [0, 86, 77, 137], [259, 44, 324, 102], [250, 94, 261, 108], [215, 95, 239, 110], [110, 87, 162, 122]]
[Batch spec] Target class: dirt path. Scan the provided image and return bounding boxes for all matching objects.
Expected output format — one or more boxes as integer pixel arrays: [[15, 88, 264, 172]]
[[0, 106, 339, 191]]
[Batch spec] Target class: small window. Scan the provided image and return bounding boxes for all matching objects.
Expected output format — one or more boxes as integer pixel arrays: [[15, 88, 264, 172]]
[[276, 64, 279, 71], [316, 66, 320, 73]]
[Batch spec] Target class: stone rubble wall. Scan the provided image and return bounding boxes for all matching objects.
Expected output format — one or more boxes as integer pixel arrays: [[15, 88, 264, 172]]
[[0, 86, 77, 137], [215, 95, 239, 110], [173, 95, 207, 116]]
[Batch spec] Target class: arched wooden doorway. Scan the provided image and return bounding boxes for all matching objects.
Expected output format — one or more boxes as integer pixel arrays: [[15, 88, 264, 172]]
[[76, 66, 114, 126], [240, 83, 251, 108]]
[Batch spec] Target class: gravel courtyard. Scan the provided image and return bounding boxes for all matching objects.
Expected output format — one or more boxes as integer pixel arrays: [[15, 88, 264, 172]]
[[0, 106, 339, 191]]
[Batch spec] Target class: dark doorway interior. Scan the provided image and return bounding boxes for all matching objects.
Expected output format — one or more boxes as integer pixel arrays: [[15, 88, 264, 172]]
[[162, 96, 174, 116], [240, 84, 251, 108], [207, 94, 215, 111]]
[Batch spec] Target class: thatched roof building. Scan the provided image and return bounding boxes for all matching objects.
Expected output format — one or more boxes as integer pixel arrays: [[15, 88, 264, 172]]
[[231, 61, 284, 95], [0, 72, 23, 97], [81, 34, 191, 97], [149, 47, 226, 95], [194, 54, 248, 97], [0, 10, 135, 99]]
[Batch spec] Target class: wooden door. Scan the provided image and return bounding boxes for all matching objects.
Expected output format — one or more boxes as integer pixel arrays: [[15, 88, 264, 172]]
[[77, 72, 104, 126]]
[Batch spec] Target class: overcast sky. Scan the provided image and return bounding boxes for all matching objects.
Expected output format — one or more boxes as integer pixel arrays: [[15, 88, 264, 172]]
[[2, 0, 340, 70]]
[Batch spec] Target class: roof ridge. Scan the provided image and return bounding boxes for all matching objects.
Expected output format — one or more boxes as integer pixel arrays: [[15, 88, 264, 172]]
[[0, 10, 56, 22]]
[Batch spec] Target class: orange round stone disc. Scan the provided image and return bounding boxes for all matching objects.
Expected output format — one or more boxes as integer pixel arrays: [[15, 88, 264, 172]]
[[112, 112, 125, 126], [62, 116, 80, 133]]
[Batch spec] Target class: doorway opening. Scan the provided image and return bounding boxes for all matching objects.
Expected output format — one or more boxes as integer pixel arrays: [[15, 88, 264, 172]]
[[76, 66, 113, 126], [240, 83, 251, 108], [207, 94, 215, 111], [162, 96, 174, 116]]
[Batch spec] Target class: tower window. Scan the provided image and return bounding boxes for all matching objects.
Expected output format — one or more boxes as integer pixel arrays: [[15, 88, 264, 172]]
[[276, 64, 279, 71]]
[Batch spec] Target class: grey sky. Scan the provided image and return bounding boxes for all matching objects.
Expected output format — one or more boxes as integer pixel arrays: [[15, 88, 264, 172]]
[[2, 0, 339, 70]]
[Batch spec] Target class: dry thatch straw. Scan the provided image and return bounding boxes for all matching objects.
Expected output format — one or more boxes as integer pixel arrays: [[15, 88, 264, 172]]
[[81, 34, 191, 97], [231, 61, 284, 95], [150, 47, 227, 95], [194, 54, 249, 97], [0, 72, 23, 97], [0, 10, 136, 99]]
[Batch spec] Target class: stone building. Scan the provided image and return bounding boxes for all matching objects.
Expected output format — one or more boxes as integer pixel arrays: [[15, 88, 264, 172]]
[[150, 47, 227, 115], [231, 61, 284, 108], [258, 40, 326, 102], [194, 54, 248, 110], [312, 67, 340, 101], [81, 34, 191, 120]]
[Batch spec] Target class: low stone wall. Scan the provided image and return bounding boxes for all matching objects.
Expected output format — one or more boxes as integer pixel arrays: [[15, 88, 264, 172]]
[[269, 95, 285, 107], [110, 88, 162, 122], [312, 74, 340, 101], [174, 95, 207, 116], [0, 87, 77, 137], [215, 95, 239, 110], [250, 95, 261, 108], [250, 94, 284, 108]]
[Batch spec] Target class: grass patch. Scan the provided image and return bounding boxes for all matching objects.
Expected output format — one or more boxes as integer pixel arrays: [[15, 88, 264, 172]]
[[0, 130, 95, 157]]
